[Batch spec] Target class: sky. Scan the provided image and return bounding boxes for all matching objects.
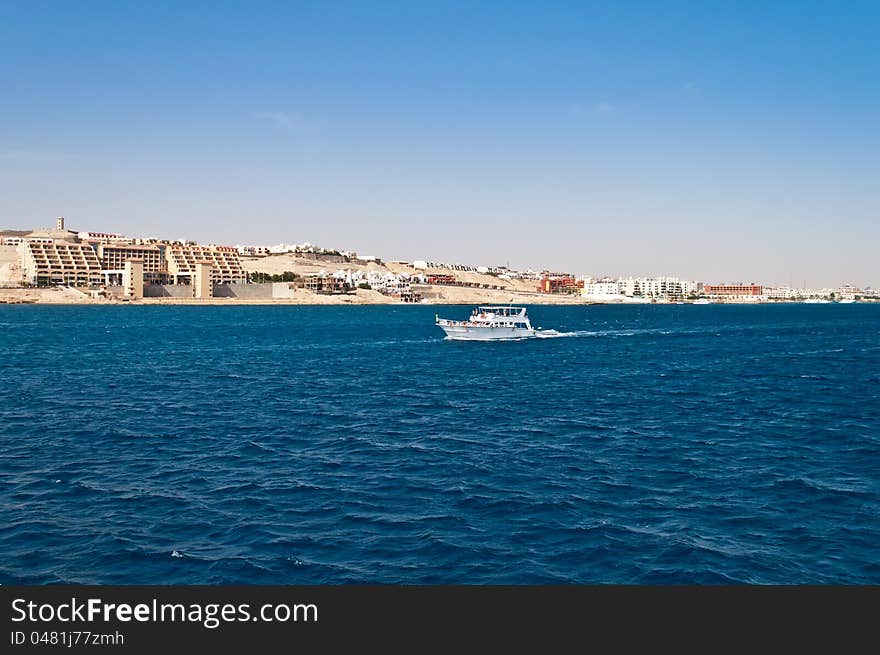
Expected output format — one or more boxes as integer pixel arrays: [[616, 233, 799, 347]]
[[1, 1, 877, 287]]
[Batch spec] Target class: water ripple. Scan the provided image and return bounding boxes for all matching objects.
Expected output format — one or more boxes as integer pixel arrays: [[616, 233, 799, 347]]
[[1, 304, 878, 583]]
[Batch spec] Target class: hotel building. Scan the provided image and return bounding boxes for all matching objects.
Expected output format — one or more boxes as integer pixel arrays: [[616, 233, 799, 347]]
[[703, 284, 763, 298], [21, 241, 103, 286], [164, 245, 247, 284], [617, 276, 695, 301], [96, 244, 166, 285]]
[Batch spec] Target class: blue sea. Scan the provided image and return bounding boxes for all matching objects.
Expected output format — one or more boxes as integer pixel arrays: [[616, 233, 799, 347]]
[[1, 304, 878, 584]]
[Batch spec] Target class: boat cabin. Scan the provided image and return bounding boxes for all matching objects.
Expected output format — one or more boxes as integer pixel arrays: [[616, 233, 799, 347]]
[[472, 306, 527, 318]]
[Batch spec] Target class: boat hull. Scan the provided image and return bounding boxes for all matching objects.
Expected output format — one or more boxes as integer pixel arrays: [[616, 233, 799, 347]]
[[438, 324, 536, 340]]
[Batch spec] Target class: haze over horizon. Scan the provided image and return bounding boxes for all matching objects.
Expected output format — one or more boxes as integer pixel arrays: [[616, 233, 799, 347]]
[[2, 2, 877, 288]]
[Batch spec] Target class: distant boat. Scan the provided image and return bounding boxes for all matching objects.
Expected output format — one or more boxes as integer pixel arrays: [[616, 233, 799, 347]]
[[803, 298, 831, 304], [692, 298, 714, 304], [837, 299, 856, 304], [436, 305, 537, 340]]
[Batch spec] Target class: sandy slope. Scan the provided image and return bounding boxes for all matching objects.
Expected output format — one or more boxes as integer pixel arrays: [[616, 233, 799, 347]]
[[0, 253, 588, 305], [0, 287, 96, 304]]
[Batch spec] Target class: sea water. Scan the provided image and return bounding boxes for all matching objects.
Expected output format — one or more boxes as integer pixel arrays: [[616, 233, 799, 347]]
[[1, 304, 878, 583]]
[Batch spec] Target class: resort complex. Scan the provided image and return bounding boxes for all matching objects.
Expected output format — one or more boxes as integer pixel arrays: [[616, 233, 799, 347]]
[[0, 217, 876, 305]]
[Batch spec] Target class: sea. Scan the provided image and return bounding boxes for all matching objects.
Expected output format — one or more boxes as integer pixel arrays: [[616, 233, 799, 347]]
[[1, 304, 878, 584]]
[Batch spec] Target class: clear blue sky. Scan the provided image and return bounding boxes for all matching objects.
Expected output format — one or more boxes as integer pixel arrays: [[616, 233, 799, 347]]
[[1, 1, 877, 287]]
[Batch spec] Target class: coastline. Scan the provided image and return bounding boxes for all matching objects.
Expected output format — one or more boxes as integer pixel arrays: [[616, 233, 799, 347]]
[[1, 286, 874, 306], [2, 251, 872, 306], [0, 286, 590, 306]]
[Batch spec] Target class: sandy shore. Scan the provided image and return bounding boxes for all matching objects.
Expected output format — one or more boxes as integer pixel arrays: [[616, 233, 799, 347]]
[[2, 287, 864, 306], [0, 286, 590, 306]]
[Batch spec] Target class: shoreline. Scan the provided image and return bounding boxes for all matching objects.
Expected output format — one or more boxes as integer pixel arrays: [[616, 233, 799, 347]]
[[1, 289, 875, 307], [3, 251, 871, 306], [0, 284, 590, 306]]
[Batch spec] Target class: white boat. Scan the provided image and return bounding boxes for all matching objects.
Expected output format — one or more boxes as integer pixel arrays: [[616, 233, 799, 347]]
[[803, 298, 831, 304], [436, 305, 537, 340], [692, 298, 714, 304]]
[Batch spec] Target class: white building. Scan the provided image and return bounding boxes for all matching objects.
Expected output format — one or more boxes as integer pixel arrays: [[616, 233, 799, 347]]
[[836, 284, 861, 300], [77, 231, 133, 244], [236, 245, 270, 257], [584, 276, 701, 301], [581, 278, 625, 302], [764, 286, 800, 300], [640, 277, 684, 299]]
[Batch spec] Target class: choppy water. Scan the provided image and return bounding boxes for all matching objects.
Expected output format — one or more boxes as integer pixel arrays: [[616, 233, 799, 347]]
[[1, 304, 878, 584]]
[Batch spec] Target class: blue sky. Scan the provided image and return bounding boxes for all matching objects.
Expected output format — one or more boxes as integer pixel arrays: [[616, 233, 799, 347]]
[[1, 1, 877, 286]]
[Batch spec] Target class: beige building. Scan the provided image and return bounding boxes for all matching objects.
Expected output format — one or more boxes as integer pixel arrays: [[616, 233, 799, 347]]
[[193, 262, 213, 298], [165, 245, 247, 285], [21, 241, 103, 286], [26, 217, 78, 242], [79, 231, 134, 245], [96, 244, 165, 284], [123, 260, 144, 298]]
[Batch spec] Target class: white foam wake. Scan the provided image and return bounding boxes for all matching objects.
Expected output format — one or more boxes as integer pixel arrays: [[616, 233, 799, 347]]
[[535, 328, 648, 338], [535, 329, 595, 338]]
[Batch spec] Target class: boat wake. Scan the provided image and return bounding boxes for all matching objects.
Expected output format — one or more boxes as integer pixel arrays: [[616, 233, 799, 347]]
[[535, 329, 594, 338], [535, 328, 648, 338]]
